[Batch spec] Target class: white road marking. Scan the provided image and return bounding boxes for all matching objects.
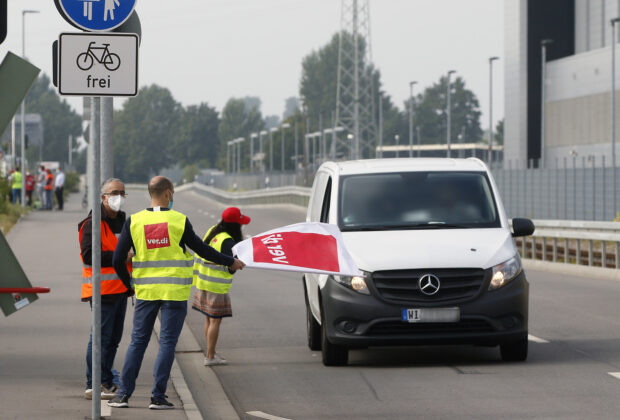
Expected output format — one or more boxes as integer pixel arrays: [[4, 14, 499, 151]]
[[528, 334, 550, 344], [608, 372, 620, 380], [247, 411, 292, 420]]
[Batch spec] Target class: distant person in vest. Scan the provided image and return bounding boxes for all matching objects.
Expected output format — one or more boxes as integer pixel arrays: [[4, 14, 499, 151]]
[[78, 178, 133, 401], [10, 166, 22, 204], [192, 207, 250, 366], [44, 168, 54, 210], [109, 176, 245, 410], [25, 170, 35, 206]]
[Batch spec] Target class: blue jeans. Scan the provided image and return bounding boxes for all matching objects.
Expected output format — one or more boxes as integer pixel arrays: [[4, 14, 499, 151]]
[[11, 188, 21, 204], [86, 297, 127, 388], [45, 190, 53, 209], [119, 299, 187, 399]]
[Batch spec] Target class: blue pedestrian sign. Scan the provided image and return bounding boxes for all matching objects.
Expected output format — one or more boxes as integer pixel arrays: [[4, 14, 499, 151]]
[[58, 0, 137, 32]]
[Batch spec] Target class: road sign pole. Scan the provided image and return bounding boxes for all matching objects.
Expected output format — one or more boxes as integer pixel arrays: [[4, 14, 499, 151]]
[[90, 97, 101, 420], [100, 97, 113, 181]]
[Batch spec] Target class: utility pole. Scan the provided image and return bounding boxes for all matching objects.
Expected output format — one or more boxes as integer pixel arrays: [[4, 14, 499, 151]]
[[446, 70, 456, 158], [611, 19, 620, 218], [409, 81, 417, 158], [488, 57, 499, 167], [100, 97, 113, 180], [541, 39, 553, 168]]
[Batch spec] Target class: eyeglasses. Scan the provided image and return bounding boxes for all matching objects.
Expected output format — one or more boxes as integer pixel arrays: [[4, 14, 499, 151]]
[[104, 190, 127, 197]]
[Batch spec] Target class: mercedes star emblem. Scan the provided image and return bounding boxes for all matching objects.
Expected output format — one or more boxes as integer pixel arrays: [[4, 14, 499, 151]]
[[418, 274, 441, 296]]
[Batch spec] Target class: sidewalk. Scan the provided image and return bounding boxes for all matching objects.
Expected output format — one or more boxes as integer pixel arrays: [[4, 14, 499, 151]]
[[0, 192, 187, 419]]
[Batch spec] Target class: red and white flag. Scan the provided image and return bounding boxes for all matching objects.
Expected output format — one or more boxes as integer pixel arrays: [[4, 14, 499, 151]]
[[232, 222, 361, 276]]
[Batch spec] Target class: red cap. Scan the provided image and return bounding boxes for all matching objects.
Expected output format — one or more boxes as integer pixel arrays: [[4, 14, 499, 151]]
[[222, 207, 251, 225]]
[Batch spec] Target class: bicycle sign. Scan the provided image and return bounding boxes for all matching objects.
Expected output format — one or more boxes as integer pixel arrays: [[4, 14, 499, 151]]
[[77, 42, 121, 71], [58, 32, 138, 96]]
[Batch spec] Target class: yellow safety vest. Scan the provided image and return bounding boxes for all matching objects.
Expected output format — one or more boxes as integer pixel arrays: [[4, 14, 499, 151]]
[[12, 171, 22, 189], [193, 228, 234, 294], [130, 209, 194, 301]]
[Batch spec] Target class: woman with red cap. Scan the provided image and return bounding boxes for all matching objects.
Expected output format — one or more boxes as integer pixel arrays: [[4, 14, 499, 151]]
[[192, 207, 251, 366]]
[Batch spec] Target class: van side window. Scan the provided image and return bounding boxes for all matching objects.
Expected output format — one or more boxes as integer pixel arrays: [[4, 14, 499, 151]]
[[320, 177, 332, 223]]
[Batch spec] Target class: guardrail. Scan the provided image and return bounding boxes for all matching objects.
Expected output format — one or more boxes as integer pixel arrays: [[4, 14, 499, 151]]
[[182, 182, 618, 270], [176, 182, 311, 208]]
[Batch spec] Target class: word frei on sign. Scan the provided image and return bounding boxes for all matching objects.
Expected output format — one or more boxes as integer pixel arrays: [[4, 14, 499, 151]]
[[233, 222, 361, 276]]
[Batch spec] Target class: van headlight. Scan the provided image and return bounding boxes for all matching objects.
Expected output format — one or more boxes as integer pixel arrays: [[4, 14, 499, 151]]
[[488, 255, 522, 291], [332, 271, 370, 295]]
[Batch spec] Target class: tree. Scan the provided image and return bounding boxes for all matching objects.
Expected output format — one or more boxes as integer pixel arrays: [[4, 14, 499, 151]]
[[494, 119, 504, 145], [24, 74, 82, 166], [172, 103, 220, 168], [217, 97, 264, 170], [113, 84, 182, 182], [413, 76, 483, 146]]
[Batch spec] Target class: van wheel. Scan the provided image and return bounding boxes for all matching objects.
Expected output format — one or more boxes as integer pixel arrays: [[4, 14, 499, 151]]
[[321, 314, 348, 366], [306, 299, 321, 351], [500, 337, 528, 362]]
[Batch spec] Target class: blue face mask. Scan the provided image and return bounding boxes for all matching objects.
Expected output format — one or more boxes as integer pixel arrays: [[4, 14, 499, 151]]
[[168, 192, 174, 209]]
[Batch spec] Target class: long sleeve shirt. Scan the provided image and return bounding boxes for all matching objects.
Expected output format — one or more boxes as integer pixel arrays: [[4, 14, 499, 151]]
[[112, 208, 235, 288]]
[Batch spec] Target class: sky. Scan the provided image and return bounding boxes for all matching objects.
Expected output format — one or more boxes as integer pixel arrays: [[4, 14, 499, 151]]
[[1, 0, 504, 130]]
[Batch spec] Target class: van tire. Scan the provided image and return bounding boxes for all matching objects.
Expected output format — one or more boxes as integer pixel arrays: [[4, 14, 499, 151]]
[[306, 300, 322, 351], [321, 312, 348, 366], [500, 337, 528, 362]]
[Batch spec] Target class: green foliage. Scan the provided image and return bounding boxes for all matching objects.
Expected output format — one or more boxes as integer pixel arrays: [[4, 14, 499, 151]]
[[413, 76, 483, 145], [64, 171, 81, 193], [217, 97, 264, 170], [495, 119, 504, 145], [0, 176, 10, 214], [25, 74, 82, 165], [182, 164, 200, 184], [172, 103, 220, 168], [113, 85, 182, 182]]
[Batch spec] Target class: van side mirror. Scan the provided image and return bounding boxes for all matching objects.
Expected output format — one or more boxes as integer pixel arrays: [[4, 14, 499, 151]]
[[511, 218, 535, 237]]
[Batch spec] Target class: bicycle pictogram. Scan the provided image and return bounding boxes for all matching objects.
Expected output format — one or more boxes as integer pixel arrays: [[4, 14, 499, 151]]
[[76, 42, 121, 71]]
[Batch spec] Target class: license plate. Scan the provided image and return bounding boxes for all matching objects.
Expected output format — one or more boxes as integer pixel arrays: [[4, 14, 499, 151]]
[[401, 307, 460, 323]]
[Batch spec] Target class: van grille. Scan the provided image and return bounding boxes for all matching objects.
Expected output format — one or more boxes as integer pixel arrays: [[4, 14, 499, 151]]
[[371, 268, 487, 304]]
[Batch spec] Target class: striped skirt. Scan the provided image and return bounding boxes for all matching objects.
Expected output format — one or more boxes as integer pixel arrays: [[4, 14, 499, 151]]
[[191, 289, 232, 318]]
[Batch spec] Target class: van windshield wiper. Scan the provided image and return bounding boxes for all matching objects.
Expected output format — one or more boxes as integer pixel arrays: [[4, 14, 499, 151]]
[[341, 223, 470, 231]]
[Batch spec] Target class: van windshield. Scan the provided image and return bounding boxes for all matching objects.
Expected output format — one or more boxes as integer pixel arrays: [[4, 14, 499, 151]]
[[338, 171, 500, 231]]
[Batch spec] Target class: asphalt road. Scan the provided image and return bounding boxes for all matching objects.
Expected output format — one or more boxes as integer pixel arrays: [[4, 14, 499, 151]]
[[128, 188, 620, 420]]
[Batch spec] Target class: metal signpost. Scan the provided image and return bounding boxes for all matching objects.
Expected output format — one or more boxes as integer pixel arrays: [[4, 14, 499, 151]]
[[55, 1, 137, 419]]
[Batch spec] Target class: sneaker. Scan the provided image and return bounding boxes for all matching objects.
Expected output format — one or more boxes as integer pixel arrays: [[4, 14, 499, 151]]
[[107, 394, 129, 408], [149, 396, 174, 410], [84, 388, 93, 400], [204, 353, 228, 366], [101, 384, 118, 400]]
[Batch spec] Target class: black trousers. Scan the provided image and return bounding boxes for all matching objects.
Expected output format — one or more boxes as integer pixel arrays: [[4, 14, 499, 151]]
[[55, 187, 64, 210]]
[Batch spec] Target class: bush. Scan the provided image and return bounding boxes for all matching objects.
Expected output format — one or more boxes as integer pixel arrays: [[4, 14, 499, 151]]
[[64, 171, 81, 193], [0, 177, 10, 214]]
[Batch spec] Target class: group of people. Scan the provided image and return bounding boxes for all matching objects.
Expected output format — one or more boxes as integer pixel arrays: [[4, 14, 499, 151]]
[[5, 165, 64, 209], [78, 175, 248, 410]]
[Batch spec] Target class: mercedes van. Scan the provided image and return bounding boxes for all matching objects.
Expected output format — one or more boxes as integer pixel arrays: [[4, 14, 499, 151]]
[[303, 158, 535, 366]]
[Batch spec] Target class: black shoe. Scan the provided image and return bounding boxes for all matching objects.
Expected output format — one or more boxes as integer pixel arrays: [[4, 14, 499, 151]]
[[107, 394, 129, 408], [149, 396, 174, 410]]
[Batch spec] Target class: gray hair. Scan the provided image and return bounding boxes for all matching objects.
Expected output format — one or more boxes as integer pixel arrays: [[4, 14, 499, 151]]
[[101, 178, 124, 194]]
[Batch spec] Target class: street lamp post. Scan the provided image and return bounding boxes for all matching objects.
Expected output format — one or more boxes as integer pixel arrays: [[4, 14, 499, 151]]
[[488, 56, 499, 167], [409, 81, 417, 158], [237, 138, 244, 175], [226, 140, 231, 173], [611, 18, 620, 219], [395, 134, 400, 158], [269, 127, 277, 173], [446, 70, 456, 158], [250, 133, 258, 173], [541, 39, 553, 168], [21, 9, 39, 206], [280, 123, 291, 172], [259, 130, 267, 174]]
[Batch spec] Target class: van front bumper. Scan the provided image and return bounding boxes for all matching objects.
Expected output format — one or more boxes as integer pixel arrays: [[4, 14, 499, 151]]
[[322, 271, 528, 347]]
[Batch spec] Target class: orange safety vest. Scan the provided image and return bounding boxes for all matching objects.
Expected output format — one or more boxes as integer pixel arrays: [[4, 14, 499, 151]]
[[45, 173, 54, 190], [79, 218, 131, 300]]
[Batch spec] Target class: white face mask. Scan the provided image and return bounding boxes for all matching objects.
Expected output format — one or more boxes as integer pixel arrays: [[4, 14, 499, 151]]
[[107, 195, 125, 212]]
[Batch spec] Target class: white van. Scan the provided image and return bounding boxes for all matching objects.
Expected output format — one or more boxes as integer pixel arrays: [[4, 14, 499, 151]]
[[304, 158, 535, 366]]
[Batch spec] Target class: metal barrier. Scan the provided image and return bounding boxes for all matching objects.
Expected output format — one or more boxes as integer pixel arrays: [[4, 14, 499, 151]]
[[176, 182, 311, 208]]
